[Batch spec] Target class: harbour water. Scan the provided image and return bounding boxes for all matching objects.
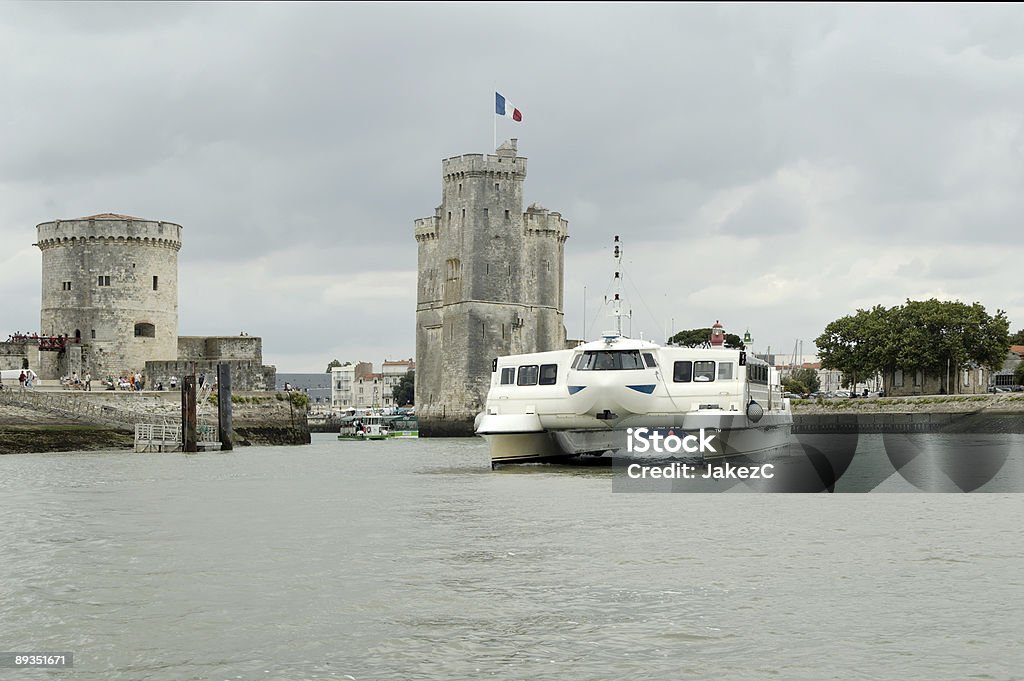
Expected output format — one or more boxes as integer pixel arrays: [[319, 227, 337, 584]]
[[1, 433, 1021, 679]]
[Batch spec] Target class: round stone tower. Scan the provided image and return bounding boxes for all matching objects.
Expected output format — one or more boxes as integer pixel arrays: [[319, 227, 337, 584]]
[[35, 213, 182, 380]]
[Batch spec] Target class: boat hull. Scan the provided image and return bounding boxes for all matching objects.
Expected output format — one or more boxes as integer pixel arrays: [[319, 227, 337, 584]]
[[481, 412, 793, 464]]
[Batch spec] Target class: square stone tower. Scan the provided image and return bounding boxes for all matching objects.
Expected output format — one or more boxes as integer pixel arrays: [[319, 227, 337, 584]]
[[414, 139, 569, 436]]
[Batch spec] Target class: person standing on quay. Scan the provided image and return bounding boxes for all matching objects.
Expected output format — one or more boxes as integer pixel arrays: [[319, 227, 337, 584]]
[[19, 371, 26, 392], [85, 371, 92, 391]]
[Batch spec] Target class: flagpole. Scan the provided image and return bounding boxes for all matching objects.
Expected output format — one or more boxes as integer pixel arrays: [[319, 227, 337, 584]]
[[493, 109, 496, 152]]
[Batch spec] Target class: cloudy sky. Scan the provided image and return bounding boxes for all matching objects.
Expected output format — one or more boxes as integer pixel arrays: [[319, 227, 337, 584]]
[[1, 2, 1022, 371]]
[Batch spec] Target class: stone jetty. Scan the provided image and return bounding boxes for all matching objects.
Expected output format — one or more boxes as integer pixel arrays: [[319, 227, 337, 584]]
[[0, 387, 310, 454]]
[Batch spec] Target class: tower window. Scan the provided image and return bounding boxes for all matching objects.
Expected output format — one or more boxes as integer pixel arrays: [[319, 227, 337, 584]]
[[134, 322, 155, 338], [91, 329, 96, 339], [505, 210, 510, 220], [97, 275, 111, 286], [153, 276, 158, 291], [461, 208, 465, 219], [458, 183, 462, 195], [62, 281, 72, 291], [483, 208, 488, 217], [494, 183, 499, 190]]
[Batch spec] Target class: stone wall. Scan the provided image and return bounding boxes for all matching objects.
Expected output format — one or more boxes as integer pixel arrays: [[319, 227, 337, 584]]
[[177, 336, 262, 362], [0, 341, 32, 371], [144, 359, 275, 392]]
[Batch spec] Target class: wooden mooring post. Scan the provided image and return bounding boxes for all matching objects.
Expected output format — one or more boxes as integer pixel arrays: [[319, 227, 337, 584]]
[[217, 362, 233, 451], [181, 375, 197, 452]]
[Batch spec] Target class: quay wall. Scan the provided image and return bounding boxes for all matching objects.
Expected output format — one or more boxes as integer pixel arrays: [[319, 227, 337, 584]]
[[792, 412, 1024, 434], [0, 388, 308, 451]]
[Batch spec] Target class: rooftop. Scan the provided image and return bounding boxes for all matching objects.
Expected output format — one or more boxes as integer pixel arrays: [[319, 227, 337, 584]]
[[71, 213, 149, 221]]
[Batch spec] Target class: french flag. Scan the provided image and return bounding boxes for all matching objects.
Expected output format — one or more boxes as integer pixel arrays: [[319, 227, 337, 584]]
[[495, 92, 522, 122]]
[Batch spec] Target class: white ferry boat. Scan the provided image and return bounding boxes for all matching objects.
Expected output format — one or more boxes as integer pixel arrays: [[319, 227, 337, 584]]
[[475, 323, 793, 465], [474, 236, 792, 466]]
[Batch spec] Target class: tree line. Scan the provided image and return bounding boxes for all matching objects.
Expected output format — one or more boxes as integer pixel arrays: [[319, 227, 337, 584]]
[[814, 299, 1011, 389]]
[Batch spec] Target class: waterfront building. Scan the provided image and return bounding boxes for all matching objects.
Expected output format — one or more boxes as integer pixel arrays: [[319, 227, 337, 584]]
[[883, 365, 990, 396], [330, 361, 372, 409], [991, 345, 1024, 387], [382, 359, 414, 408], [276, 373, 334, 408]]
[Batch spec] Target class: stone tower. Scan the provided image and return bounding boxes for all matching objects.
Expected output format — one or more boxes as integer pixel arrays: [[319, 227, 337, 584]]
[[414, 139, 569, 436], [35, 213, 181, 380]]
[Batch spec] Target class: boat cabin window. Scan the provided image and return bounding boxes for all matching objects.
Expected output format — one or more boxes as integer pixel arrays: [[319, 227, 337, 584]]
[[570, 354, 582, 370], [517, 365, 539, 386], [500, 367, 516, 385], [718, 362, 734, 380], [642, 352, 657, 368], [539, 364, 558, 385], [673, 361, 692, 383], [694, 361, 715, 382], [748, 364, 769, 384], [577, 350, 645, 371]]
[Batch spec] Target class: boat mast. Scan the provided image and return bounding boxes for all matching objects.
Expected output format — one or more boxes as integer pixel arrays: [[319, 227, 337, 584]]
[[611, 235, 630, 337]]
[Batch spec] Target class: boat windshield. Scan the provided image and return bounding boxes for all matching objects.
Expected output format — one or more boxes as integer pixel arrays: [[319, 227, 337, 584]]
[[576, 350, 645, 371]]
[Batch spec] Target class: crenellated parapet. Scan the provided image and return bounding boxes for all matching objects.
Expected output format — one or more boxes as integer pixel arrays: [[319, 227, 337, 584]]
[[524, 205, 570, 242], [441, 138, 528, 182], [35, 214, 182, 251], [414, 216, 439, 242]]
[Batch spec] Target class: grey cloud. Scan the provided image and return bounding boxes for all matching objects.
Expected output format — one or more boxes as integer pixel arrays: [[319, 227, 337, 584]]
[[3, 3, 1024, 369]]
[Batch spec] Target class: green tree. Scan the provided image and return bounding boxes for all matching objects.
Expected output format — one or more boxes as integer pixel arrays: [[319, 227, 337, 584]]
[[1014, 363, 1024, 386], [782, 367, 821, 396], [1009, 329, 1024, 346], [325, 359, 341, 373], [891, 299, 1009, 379], [816, 299, 1009, 393], [392, 370, 415, 406], [814, 305, 892, 387], [668, 328, 745, 349], [286, 390, 309, 411]]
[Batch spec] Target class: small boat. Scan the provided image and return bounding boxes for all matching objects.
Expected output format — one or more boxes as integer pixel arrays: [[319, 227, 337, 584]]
[[384, 411, 418, 438], [338, 412, 390, 440]]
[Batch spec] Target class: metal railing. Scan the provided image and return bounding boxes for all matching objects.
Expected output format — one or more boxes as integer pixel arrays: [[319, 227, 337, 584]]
[[134, 418, 220, 452], [0, 388, 155, 429]]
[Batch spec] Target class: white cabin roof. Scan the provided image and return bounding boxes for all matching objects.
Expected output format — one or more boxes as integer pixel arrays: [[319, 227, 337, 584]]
[[574, 335, 662, 352]]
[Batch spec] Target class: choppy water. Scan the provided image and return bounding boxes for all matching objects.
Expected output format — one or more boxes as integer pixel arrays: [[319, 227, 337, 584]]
[[0, 434, 1021, 680]]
